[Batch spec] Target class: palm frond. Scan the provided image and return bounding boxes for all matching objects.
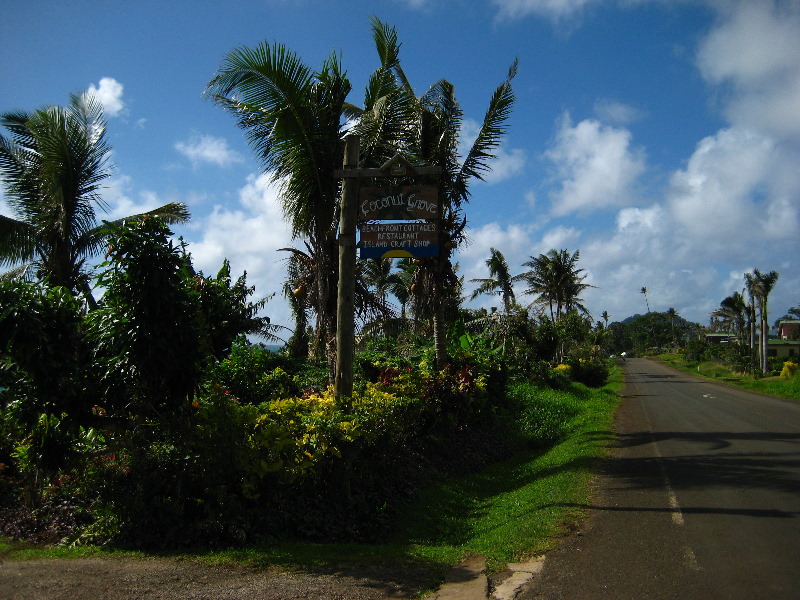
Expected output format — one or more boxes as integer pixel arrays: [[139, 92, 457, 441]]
[[0, 214, 36, 266], [459, 59, 517, 184]]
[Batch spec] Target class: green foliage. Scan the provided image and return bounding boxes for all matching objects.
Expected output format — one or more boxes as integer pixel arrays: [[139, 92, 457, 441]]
[[0, 280, 90, 424], [91, 218, 203, 414], [193, 259, 273, 361], [565, 358, 611, 388], [205, 338, 304, 404], [0, 280, 93, 487], [780, 361, 798, 379]]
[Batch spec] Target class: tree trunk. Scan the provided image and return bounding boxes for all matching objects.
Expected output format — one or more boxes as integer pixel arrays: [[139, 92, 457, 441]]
[[761, 300, 769, 373], [432, 257, 449, 371], [334, 134, 359, 399]]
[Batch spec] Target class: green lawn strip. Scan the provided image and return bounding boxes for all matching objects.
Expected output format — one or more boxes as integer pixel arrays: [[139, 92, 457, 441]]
[[654, 354, 800, 401], [1, 366, 623, 586], [386, 367, 622, 572]]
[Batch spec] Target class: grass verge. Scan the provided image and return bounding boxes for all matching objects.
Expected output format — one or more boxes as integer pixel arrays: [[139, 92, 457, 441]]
[[1, 364, 624, 592]]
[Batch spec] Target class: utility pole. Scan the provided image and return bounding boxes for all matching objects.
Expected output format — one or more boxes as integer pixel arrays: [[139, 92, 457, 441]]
[[334, 134, 359, 400]]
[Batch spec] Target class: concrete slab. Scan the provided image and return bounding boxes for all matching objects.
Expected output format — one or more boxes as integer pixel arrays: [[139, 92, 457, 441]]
[[425, 554, 487, 600], [491, 571, 533, 600]]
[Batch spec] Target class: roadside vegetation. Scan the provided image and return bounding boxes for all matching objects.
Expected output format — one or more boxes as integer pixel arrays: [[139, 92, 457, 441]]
[[0, 18, 626, 591], [1, 14, 791, 592]]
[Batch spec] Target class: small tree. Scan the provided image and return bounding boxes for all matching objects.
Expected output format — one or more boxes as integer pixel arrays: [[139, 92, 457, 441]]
[[0, 94, 189, 306]]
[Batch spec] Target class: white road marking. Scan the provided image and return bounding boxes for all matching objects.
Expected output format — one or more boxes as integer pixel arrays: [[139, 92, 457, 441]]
[[640, 401, 686, 526]]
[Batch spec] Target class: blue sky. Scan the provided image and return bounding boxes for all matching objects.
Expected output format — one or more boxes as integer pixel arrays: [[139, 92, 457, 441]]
[[2, 0, 798, 333]]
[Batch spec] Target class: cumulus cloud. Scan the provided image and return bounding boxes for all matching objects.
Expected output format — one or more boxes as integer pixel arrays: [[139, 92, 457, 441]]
[[479, 0, 800, 323], [492, 0, 598, 22], [175, 134, 244, 168], [543, 113, 645, 216], [461, 118, 526, 183], [668, 128, 775, 238], [87, 77, 125, 118], [185, 173, 295, 330], [101, 174, 177, 221], [697, 0, 800, 139], [481, 147, 527, 183], [393, 0, 431, 9], [593, 99, 646, 125]]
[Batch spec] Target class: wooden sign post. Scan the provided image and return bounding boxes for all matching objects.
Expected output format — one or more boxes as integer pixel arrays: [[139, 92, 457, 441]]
[[333, 145, 441, 400], [334, 135, 359, 400]]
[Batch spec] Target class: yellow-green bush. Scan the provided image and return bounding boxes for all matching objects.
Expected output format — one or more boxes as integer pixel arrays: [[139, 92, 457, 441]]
[[780, 361, 798, 379]]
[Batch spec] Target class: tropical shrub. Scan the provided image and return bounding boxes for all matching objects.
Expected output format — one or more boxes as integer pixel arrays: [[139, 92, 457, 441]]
[[206, 339, 304, 404], [566, 358, 610, 387], [781, 361, 798, 379]]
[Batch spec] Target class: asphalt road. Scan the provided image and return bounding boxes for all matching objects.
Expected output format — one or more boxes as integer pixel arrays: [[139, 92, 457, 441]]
[[520, 358, 800, 600]]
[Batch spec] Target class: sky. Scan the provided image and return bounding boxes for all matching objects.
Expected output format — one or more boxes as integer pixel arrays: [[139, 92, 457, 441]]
[[2, 0, 799, 336]]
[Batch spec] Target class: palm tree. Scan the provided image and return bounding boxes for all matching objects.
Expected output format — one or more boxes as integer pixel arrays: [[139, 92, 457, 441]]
[[356, 18, 517, 368], [516, 249, 593, 323], [666, 307, 678, 346], [712, 292, 747, 344], [743, 272, 756, 366], [469, 247, 516, 312], [640, 287, 650, 312], [0, 93, 189, 306], [751, 269, 779, 373], [206, 43, 356, 377], [601, 310, 610, 329], [388, 258, 415, 321], [359, 257, 394, 304]]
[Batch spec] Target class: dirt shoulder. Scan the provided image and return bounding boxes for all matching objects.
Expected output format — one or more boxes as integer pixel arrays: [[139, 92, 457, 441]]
[[0, 554, 435, 599]]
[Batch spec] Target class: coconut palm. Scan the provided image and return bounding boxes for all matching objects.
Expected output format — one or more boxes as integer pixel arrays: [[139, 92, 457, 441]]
[[751, 268, 779, 373], [712, 292, 747, 344], [206, 43, 358, 376], [0, 93, 189, 306], [666, 307, 679, 346], [640, 287, 650, 313], [360, 257, 394, 304], [358, 18, 517, 367], [516, 249, 593, 323], [743, 270, 762, 371], [469, 247, 516, 312], [601, 310, 610, 328], [388, 257, 415, 320]]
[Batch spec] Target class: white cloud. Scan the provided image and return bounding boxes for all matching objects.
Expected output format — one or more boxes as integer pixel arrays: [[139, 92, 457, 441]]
[[697, 0, 800, 138], [492, 0, 598, 22], [394, 0, 431, 8], [87, 77, 125, 118], [481, 147, 527, 183], [478, 0, 800, 324], [667, 127, 779, 240], [593, 99, 646, 125], [175, 134, 244, 168], [461, 118, 526, 183], [101, 174, 175, 221], [544, 113, 645, 216], [185, 173, 295, 331]]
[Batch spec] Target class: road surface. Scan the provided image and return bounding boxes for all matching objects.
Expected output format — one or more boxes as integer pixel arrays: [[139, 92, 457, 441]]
[[521, 358, 800, 600]]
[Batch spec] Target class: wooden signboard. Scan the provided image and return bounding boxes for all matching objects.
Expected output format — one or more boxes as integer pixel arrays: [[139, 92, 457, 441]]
[[359, 222, 439, 258], [359, 185, 439, 221]]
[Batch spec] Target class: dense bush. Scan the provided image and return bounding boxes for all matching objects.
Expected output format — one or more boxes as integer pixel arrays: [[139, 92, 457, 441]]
[[205, 338, 307, 404], [566, 358, 611, 387], [1, 232, 614, 549]]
